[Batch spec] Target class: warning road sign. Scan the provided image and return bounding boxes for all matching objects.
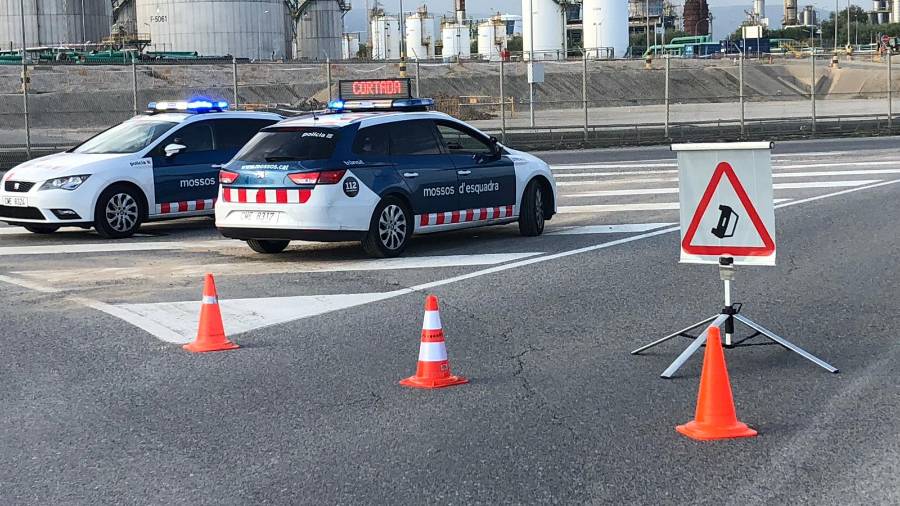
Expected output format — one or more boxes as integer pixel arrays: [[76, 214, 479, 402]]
[[674, 142, 776, 266]]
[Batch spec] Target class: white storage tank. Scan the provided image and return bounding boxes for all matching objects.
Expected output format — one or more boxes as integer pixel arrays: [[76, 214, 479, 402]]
[[371, 14, 401, 59], [405, 7, 435, 60], [441, 22, 470, 61], [341, 32, 360, 59], [477, 19, 506, 61], [136, 0, 287, 59], [294, 0, 348, 60], [582, 0, 629, 58], [0, 0, 112, 48], [521, 0, 564, 60]]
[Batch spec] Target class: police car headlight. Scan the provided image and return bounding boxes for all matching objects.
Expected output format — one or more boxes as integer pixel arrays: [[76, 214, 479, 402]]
[[40, 175, 91, 191]]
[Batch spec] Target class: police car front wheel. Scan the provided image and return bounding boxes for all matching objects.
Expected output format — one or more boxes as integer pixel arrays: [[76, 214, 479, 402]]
[[519, 180, 546, 237], [24, 225, 60, 234], [363, 197, 412, 258], [94, 185, 144, 239]]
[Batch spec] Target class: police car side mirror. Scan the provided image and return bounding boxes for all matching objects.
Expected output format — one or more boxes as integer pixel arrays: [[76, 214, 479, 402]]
[[164, 143, 186, 158], [489, 136, 501, 156]]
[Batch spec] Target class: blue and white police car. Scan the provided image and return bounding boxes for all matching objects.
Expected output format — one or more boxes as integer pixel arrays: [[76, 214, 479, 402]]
[[216, 79, 557, 257], [0, 101, 281, 238]]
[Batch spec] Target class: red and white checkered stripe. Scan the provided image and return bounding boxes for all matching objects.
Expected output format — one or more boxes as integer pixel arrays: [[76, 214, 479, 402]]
[[221, 187, 312, 204], [416, 205, 515, 227], [155, 199, 216, 215]]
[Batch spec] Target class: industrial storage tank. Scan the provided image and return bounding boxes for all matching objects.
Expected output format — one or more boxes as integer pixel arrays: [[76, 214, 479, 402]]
[[0, 0, 112, 48], [477, 18, 507, 61], [341, 32, 360, 59], [371, 14, 401, 59], [441, 21, 470, 61], [521, 0, 564, 60], [800, 5, 816, 26], [293, 0, 349, 60], [582, 0, 630, 58], [405, 7, 435, 60], [136, 0, 288, 59], [782, 0, 798, 26]]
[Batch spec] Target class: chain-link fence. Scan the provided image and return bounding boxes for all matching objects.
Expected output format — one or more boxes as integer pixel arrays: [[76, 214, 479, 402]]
[[2, 53, 898, 169]]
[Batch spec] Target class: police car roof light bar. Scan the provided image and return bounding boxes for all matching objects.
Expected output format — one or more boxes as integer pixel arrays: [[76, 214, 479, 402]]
[[327, 97, 434, 113], [146, 100, 229, 115]]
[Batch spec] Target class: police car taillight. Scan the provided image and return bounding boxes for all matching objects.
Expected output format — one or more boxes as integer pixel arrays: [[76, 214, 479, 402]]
[[219, 170, 239, 184], [288, 170, 345, 185]]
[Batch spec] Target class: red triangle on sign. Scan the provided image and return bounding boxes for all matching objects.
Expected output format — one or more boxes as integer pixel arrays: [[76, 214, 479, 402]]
[[681, 161, 775, 257]]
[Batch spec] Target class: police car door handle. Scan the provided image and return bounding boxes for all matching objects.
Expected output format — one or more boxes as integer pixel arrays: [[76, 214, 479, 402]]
[[457, 170, 472, 175], [212, 164, 224, 169], [403, 172, 419, 178]]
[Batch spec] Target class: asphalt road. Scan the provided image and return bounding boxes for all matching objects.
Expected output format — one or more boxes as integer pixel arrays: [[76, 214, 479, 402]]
[[1, 136, 899, 504]]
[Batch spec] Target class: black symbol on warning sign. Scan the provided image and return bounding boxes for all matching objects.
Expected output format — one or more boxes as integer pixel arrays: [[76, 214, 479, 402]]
[[711, 205, 739, 239]]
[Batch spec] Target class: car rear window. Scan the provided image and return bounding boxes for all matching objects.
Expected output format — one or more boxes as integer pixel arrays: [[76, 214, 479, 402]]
[[234, 127, 339, 163]]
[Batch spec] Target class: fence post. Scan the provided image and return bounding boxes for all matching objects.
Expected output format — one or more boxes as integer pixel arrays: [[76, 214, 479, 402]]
[[664, 55, 670, 139], [810, 53, 816, 135], [326, 57, 333, 102], [232, 57, 239, 108], [888, 52, 893, 132], [22, 60, 31, 159], [500, 59, 507, 144], [415, 59, 421, 97], [583, 50, 589, 142], [739, 54, 745, 138], [131, 60, 139, 117]]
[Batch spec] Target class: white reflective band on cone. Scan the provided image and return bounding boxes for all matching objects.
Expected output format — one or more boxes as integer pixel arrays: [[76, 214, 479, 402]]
[[418, 341, 448, 362], [422, 310, 442, 330], [202, 296, 218, 304]]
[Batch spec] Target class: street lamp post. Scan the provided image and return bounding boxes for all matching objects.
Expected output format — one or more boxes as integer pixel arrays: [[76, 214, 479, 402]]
[[399, 0, 407, 77]]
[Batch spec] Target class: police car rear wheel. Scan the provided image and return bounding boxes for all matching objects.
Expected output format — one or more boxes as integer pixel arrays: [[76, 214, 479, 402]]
[[246, 239, 290, 254], [519, 180, 545, 237], [95, 186, 143, 239], [23, 225, 60, 234], [363, 197, 411, 258]]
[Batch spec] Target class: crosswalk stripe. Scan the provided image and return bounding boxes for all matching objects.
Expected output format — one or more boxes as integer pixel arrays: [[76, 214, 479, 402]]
[[548, 223, 674, 235], [563, 180, 881, 198], [558, 199, 792, 214]]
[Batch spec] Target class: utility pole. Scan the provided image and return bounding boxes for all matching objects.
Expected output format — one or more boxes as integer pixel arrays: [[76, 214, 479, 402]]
[[500, 58, 506, 143], [664, 55, 670, 138], [583, 50, 588, 142], [811, 52, 817, 134], [20, 0, 31, 159], [399, 0, 407, 77], [834, 0, 838, 52], [529, 0, 535, 127], [739, 53, 745, 138], [847, 0, 851, 49], [645, 0, 651, 51], [889, 51, 893, 131]]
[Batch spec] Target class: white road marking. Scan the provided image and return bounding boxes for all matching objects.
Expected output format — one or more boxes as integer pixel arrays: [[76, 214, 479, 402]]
[[72, 179, 900, 343], [776, 160, 900, 169], [552, 161, 900, 178], [556, 177, 679, 187], [558, 199, 790, 213], [554, 170, 677, 179], [551, 164, 677, 171], [0, 240, 232, 256], [0, 274, 60, 293], [13, 252, 543, 287], [548, 223, 674, 235], [564, 180, 880, 198], [74, 292, 403, 344], [774, 169, 900, 178]]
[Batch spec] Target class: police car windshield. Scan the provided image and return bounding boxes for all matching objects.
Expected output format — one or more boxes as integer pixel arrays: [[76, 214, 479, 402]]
[[73, 120, 178, 154], [235, 127, 338, 163]]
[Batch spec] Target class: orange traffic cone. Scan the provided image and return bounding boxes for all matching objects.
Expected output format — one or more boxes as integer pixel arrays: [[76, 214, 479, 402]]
[[183, 274, 239, 353], [400, 295, 468, 389], [676, 326, 756, 441]]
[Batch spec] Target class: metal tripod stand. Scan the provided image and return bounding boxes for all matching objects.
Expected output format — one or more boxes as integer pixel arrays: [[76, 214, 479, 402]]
[[631, 257, 839, 379]]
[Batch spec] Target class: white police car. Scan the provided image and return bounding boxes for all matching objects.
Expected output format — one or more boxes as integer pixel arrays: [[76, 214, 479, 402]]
[[0, 100, 281, 238], [216, 79, 557, 257]]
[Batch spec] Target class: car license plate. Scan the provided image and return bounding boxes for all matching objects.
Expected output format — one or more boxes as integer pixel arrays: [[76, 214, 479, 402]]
[[1, 196, 27, 207], [239, 211, 277, 224]]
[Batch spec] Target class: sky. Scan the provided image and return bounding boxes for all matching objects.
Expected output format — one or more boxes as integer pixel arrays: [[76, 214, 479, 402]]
[[345, 0, 847, 38]]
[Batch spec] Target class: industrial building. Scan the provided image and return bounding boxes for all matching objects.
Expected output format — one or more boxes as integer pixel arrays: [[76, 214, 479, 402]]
[[1, 0, 112, 50], [289, 0, 350, 60], [440, 1, 469, 61], [682, 0, 709, 36]]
